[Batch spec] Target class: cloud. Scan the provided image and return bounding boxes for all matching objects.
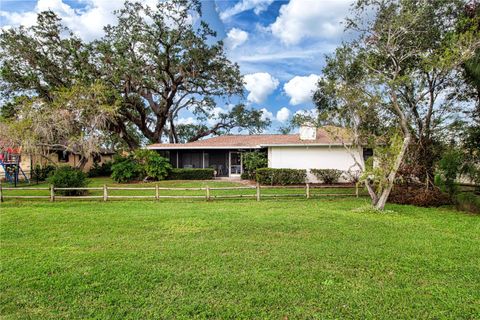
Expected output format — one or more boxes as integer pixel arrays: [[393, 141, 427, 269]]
[[224, 28, 249, 50], [259, 108, 274, 121], [276, 107, 291, 122], [270, 0, 352, 45], [284, 74, 320, 105], [219, 0, 274, 21], [0, 0, 159, 41], [243, 72, 279, 104], [177, 117, 198, 125]]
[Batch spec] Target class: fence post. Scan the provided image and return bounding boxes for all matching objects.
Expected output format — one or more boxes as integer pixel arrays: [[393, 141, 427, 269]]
[[355, 183, 359, 198], [0, 181, 3, 203], [155, 184, 159, 201], [306, 183, 310, 199], [103, 184, 108, 202], [206, 185, 210, 201], [50, 185, 55, 202], [256, 182, 261, 201]]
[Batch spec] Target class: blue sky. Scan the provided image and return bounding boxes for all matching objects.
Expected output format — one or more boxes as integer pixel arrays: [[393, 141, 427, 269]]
[[0, 0, 354, 132]]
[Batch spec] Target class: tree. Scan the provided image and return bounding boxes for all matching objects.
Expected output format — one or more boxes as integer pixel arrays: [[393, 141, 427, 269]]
[[1, 82, 119, 169], [94, 0, 267, 144], [1, 1, 270, 150], [314, 0, 480, 210]]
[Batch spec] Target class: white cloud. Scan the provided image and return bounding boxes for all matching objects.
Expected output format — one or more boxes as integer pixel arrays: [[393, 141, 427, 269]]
[[295, 108, 319, 118], [243, 72, 279, 104], [177, 117, 198, 125], [270, 0, 352, 45], [224, 28, 249, 50], [219, 0, 274, 21], [276, 107, 291, 122], [284, 74, 320, 105], [0, 0, 159, 41], [259, 108, 273, 121]]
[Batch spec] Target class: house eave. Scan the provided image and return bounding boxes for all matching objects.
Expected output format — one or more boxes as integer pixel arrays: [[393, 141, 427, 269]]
[[146, 145, 263, 150]]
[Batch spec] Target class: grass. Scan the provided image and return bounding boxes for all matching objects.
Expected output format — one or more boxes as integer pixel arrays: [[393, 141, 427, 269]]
[[1, 177, 363, 199], [1, 188, 479, 319]]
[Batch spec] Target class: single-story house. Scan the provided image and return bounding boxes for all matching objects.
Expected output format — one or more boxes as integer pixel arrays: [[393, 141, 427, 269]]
[[0, 145, 115, 181], [147, 125, 371, 183]]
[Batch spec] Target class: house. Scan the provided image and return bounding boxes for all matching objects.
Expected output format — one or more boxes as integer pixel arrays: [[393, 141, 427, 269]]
[[147, 125, 371, 182], [0, 145, 115, 182]]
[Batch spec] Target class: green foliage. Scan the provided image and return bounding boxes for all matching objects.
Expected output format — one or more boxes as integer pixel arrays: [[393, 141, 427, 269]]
[[256, 168, 306, 185], [134, 150, 172, 181], [31, 164, 56, 182], [455, 192, 480, 214], [311, 169, 343, 185], [436, 149, 464, 198], [88, 161, 113, 178], [47, 166, 88, 196], [167, 168, 214, 180], [241, 152, 267, 180], [360, 133, 403, 193], [111, 156, 142, 183]]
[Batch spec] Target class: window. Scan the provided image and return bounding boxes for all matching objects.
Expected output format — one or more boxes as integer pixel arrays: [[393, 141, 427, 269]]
[[92, 154, 101, 163], [363, 148, 373, 161], [57, 151, 69, 163]]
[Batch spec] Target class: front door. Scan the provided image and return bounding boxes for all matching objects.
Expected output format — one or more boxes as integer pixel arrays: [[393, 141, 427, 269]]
[[229, 151, 242, 177]]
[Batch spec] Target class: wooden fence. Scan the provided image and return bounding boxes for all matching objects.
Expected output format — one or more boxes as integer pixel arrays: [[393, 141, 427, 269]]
[[0, 183, 360, 202]]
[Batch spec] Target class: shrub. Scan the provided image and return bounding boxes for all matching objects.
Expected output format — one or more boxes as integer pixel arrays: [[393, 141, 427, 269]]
[[242, 152, 267, 180], [47, 166, 88, 196], [455, 193, 480, 214], [88, 161, 112, 177], [31, 164, 56, 182], [135, 150, 172, 180], [167, 168, 214, 180], [256, 168, 306, 185], [111, 156, 142, 183], [344, 169, 361, 184], [388, 183, 451, 207], [311, 169, 343, 184], [435, 150, 463, 198]]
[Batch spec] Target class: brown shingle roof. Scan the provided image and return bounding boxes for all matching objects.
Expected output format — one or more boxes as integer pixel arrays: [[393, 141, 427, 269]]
[[147, 127, 352, 149]]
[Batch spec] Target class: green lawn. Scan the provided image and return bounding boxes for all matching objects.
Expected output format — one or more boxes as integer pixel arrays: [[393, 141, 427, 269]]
[[1, 177, 363, 199], [1, 186, 479, 319]]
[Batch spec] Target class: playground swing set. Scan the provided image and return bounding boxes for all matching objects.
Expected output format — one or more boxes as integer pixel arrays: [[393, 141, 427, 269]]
[[0, 147, 30, 186]]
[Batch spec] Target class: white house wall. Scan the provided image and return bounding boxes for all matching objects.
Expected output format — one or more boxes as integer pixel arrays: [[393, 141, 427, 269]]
[[268, 146, 363, 183]]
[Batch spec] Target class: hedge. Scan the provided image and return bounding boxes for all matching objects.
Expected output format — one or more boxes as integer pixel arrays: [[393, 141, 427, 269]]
[[310, 169, 343, 184], [256, 168, 306, 185], [167, 168, 214, 180]]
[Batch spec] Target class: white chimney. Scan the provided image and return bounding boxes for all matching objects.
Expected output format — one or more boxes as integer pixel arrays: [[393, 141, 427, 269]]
[[299, 123, 317, 140]]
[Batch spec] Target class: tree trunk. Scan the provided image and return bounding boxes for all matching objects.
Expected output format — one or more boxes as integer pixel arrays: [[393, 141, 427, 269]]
[[374, 133, 411, 210]]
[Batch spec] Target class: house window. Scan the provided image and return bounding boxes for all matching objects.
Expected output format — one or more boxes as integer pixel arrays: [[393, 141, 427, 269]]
[[93, 154, 101, 163], [57, 151, 69, 163], [363, 148, 373, 161]]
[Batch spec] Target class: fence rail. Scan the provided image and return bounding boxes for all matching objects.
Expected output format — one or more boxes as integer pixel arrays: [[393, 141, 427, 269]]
[[0, 182, 361, 202]]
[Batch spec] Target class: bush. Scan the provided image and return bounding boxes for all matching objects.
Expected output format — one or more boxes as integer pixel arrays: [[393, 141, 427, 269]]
[[256, 168, 306, 185], [135, 150, 172, 180], [455, 193, 480, 214], [47, 166, 88, 196], [435, 150, 463, 198], [88, 161, 112, 177], [31, 164, 56, 182], [311, 169, 343, 184], [344, 169, 361, 184], [111, 156, 142, 183], [167, 168, 214, 180], [388, 183, 451, 207], [242, 152, 267, 180]]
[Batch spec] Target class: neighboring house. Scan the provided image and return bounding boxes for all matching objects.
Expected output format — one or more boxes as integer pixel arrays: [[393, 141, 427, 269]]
[[0, 145, 115, 181], [147, 125, 371, 182]]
